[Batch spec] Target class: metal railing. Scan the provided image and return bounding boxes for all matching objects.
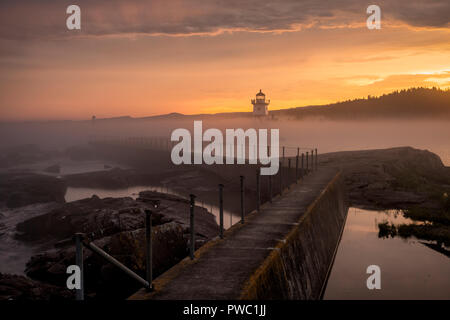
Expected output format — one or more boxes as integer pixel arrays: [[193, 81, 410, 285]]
[[73, 209, 154, 300], [73, 141, 319, 300]]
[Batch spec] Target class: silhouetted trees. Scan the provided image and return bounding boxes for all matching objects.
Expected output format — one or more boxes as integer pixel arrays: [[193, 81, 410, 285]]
[[272, 87, 450, 120]]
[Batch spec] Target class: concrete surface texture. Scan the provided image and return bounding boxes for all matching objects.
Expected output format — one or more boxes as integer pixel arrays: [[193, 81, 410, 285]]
[[129, 167, 346, 300]]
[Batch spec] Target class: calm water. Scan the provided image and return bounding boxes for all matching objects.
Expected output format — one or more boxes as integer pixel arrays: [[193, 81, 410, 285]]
[[0, 203, 60, 274], [324, 207, 450, 300]]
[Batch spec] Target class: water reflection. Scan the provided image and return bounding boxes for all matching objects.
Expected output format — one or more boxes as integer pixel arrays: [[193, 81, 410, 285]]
[[324, 207, 450, 300]]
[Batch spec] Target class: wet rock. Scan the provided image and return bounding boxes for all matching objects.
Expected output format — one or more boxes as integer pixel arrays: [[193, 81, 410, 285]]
[[15, 195, 166, 243], [25, 222, 187, 299], [0, 173, 67, 208], [15, 191, 218, 299], [16, 191, 218, 244], [137, 191, 219, 240], [320, 147, 450, 209], [0, 273, 72, 300]]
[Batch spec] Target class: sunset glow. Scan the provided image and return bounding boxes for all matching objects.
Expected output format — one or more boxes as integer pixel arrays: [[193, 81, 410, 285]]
[[0, 1, 449, 120]]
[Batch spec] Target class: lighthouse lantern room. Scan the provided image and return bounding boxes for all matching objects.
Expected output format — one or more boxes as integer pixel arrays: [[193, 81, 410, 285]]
[[251, 89, 270, 116]]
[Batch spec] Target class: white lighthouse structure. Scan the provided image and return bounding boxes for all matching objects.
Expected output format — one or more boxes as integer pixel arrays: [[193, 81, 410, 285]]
[[251, 89, 270, 116]]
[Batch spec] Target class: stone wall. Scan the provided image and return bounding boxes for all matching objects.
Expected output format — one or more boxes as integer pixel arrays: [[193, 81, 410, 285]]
[[239, 171, 348, 300]]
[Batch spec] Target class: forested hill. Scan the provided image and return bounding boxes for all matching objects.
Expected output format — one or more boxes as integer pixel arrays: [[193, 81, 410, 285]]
[[271, 87, 450, 120]]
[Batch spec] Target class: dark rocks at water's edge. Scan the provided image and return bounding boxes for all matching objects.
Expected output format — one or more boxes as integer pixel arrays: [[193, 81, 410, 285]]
[[0, 173, 67, 209], [0, 273, 72, 300], [15, 195, 153, 243], [320, 147, 450, 210], [138, 191, 219, 241], [24, 222, 187, 299], [12, 191, 218, 299], [16, 192, 218, 244], [320, 147, 450, 248]]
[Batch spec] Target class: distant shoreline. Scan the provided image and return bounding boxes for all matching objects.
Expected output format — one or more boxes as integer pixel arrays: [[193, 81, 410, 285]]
[[1, 87, 449, 124]]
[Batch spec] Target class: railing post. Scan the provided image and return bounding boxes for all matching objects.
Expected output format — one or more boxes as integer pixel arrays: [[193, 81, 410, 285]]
[[282, 146, 285, 164], [279, 161, 283, 194], [301, 153, 304, 177], [256, 170, 260, 212], [315, 148, 318, 170], [311, 149, 314, 172], [269, 174, 273, 203], [74, 233, 84, 301], [189, 194, 196, 259], [296, 148, 299, 183], [240, 176, 245, 224], [219, 184, 224, 238], [288, 158, 291, 189], [145, 209, 153, 291], [306, 151, 309, 174]]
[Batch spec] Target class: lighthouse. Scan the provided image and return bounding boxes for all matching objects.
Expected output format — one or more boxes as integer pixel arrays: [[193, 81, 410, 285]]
[[251, 89, 270, 116]]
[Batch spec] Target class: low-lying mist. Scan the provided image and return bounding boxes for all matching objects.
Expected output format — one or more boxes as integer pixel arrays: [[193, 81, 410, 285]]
[[1, 118, 449, 165]]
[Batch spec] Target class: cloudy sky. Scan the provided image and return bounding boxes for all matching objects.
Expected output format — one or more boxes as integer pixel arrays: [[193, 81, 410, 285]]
[[0, 0, 449, 120]]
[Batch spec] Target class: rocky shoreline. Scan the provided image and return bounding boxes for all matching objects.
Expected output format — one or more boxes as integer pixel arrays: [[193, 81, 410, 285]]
[[1, 190, 218, 300], [0, 145, 449, 299], [319, 147, 450, 210], [319, 147, 450, 249]]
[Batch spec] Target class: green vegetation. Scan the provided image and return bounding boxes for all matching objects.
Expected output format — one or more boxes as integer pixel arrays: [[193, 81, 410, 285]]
[[272, 87, 450, 120], [378, 221, 450, 247], [378, 221, 397, 238], [403, 206, 450, 225], [378, 194, 450, 247], [397, 224, 450, 247]]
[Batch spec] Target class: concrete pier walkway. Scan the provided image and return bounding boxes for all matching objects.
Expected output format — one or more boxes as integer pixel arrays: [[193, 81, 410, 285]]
[[130, 167, 342, 300]]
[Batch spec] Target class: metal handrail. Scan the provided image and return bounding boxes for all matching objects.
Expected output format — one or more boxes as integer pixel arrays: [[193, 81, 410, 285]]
[[73, 209, 154, 300], [72, 142, 319, 300]]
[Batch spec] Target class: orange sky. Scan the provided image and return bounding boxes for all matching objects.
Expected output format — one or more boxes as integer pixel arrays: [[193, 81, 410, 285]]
[[0, 1, 449, 120]]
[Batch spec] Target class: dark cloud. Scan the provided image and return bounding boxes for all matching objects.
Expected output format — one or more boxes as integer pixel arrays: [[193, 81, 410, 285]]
[[0, 0, 448, 40]]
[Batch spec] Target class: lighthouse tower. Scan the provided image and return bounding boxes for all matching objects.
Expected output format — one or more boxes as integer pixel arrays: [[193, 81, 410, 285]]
[[251, 89, 270, 116]]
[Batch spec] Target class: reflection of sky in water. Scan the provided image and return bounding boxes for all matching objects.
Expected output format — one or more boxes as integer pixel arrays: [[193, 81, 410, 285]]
[[324, 207, 450, 300]]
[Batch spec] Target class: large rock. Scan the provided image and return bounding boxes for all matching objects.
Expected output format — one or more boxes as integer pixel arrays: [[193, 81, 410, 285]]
[[15, 195, 167, 243], [0, 173, 67, 208], [24, 222, 187, 299], [15, 191, 218, 299], [320, 147, 450, 209], [137, 191, 219, 240], [0, 273, 72, 300]]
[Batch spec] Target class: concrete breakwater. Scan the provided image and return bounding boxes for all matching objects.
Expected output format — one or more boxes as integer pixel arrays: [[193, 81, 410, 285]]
[[130, 168, 348, 300], [240, 171, 348, 299]]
